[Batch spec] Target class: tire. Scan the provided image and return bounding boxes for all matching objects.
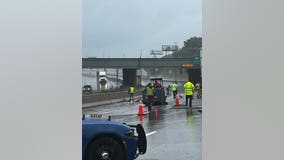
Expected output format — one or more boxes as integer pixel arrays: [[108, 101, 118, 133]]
[[136, 124, 147, 154], [86, 137, 124, 160]]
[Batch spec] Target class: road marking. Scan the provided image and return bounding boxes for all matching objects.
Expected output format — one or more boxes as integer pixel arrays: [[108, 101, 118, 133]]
[[146, 131, 157, 136]]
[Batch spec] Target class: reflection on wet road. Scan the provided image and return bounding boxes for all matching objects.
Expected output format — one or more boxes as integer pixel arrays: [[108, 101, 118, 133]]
[[83, 96, 202, 160]]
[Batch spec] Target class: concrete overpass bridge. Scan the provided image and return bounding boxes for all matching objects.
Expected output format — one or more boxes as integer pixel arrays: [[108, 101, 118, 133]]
[[82, 58, 201, 86]]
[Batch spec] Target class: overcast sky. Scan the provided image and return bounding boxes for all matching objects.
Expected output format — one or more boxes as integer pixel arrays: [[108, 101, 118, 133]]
[[82, 0, 202, 58]]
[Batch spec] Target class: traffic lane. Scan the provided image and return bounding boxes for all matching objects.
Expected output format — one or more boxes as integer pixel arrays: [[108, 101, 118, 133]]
[[83, 97, 202, 160], [82, 74, 122, 93], [133, 97, 201, 160], [137, 110, 201, 160], [82, 94, 201, 115], [110, 102, 201, 160], [82, 100, 141, 116], [109, 106, 201, 160], [82, 96, 202, 125]]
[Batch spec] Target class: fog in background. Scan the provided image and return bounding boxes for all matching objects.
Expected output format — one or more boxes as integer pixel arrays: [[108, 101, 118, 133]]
[[83, 0, 202, 58]]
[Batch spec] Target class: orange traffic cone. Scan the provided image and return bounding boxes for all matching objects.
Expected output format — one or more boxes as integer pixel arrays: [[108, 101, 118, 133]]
[[139, 115, 144, 124], [137, 99, 145, 116], [175, 96, 179, 106]]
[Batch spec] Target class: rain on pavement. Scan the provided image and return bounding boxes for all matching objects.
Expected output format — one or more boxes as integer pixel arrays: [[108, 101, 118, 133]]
[[83, 95, 202, 160]]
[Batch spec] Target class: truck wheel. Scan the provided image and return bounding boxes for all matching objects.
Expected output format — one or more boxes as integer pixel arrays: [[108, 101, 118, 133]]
[[86, 137, 124, 160]]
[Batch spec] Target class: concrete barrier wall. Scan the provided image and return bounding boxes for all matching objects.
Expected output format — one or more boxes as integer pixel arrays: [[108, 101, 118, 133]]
[[83, 90, 142, 104]]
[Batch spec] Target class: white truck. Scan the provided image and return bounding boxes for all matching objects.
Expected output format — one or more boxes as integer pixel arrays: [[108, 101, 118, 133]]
[[98, 71, 108, 90]]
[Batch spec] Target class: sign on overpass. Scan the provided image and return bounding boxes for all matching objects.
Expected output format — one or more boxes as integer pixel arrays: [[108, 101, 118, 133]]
[[82, 58, 200, 68]]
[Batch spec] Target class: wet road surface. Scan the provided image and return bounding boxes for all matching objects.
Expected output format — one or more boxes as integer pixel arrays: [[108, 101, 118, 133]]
[[83, 95, 202, 160]]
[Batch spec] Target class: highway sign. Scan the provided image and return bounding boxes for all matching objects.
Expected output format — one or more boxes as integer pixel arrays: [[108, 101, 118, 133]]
[[182, 64, 193, 67]]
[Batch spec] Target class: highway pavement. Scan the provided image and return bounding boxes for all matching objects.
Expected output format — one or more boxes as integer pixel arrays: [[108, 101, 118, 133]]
[[83, 94, 202, 160]]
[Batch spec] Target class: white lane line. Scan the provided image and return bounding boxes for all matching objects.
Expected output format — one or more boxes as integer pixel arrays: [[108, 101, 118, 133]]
[[146, 131, 157, 136]]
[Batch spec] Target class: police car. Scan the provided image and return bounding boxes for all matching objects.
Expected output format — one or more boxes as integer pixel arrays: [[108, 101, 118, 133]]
[[82, 114, 147, 160]]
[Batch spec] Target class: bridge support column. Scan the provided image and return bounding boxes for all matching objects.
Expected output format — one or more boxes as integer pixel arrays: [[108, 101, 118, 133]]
[[123, 69, 137, 87], [187, 68, 202, 85]]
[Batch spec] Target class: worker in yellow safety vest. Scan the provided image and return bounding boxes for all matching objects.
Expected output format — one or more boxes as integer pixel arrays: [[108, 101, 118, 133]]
[[128, 86, 135, 102], [195, 83, 202, 99], [184, 80, 195, 107], [172, 82, 178, 98], [145, 83, 155, 111], [195, 83, 200, 90]]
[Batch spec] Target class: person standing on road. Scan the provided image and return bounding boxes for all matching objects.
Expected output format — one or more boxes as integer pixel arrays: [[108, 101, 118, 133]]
[[153, 80, 161, 88], [145, 83, 155, 112], [195, 82, 201, 99], [184, 80, 195, 107], [128, 86, 135, 102], [172, 82, 178, 98], [166, 85, 171, 95]]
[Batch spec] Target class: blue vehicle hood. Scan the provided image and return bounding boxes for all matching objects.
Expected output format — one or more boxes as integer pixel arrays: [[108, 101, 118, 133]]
[[83, 119, 121, 125], [82, 119, 132, 138]]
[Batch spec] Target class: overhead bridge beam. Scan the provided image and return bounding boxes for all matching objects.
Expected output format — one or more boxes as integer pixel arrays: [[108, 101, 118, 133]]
[[82, 58, 200, 68]]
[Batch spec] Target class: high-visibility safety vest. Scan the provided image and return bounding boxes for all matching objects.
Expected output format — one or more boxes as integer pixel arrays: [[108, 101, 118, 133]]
[[146, 87, 154, 96], [195, 83, 200, 90], [129, 87, 135, 93], [184, 81, 195, 95], [172, 83, 178, 91]]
